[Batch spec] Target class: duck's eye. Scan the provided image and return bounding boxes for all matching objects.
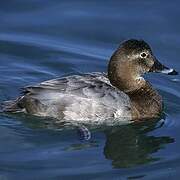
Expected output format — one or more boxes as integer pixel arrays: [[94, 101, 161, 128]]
[[140, 52, 148, 59]]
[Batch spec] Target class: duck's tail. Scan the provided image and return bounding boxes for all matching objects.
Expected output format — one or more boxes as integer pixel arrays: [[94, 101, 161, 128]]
[[0, 98, 24, 113]]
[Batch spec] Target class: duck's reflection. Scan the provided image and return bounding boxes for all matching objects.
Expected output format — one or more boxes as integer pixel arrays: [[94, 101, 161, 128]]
[[103, 120, 174, 168], [5, 113, 174, 168]]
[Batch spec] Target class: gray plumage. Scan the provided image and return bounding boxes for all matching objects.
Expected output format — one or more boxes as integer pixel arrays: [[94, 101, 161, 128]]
[[1, 73, 132, 124]]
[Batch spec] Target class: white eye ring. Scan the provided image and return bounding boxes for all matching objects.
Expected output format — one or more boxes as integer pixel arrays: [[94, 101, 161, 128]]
[[140, 52, 148, 59]]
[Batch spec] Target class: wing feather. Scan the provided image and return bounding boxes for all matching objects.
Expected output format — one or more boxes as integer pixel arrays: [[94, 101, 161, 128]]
[[4, 73, 131, 121]]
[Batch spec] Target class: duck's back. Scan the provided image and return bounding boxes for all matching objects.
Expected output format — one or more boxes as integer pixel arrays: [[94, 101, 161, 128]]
[[2, 73, 132, 123]]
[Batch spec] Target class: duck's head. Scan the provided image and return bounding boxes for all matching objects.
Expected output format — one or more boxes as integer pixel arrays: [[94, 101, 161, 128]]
[[108, 39, 178, 93]]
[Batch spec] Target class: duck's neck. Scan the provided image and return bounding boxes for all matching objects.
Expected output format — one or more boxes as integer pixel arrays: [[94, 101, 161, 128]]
[[127, 81, 163, 120], [108, 59, 162, 119]]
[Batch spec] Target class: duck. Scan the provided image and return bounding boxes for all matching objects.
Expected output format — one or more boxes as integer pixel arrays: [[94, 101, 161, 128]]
[[1, 39, 178, 124]]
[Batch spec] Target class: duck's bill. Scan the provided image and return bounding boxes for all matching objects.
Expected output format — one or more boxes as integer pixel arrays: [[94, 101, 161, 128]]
[[149, 59, 178, 75]]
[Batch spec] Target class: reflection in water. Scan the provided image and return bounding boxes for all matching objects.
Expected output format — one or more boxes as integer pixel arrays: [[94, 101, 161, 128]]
[[4, 113, 175, 169], [103, 120, 174, 168]]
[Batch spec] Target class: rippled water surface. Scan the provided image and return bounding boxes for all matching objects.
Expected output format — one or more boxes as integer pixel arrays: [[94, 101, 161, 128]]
[[0, 1, 180, 179]]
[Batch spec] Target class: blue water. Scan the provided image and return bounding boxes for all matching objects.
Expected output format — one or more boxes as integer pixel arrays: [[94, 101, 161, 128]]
[[0, 1, 180, 179]]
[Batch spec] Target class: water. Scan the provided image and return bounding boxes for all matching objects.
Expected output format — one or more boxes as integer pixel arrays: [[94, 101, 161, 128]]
[[0, 1, 180, 179]]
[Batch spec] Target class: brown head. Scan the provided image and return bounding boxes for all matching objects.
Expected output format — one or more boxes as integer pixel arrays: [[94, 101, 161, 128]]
[[108, 39, 178, 94]]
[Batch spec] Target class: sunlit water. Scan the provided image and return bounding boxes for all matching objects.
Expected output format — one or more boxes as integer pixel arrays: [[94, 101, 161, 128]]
[[0, 1, 180, 179]]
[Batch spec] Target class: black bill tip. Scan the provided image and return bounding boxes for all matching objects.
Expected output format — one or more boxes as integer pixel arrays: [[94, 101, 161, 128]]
[[161, 68, 178, 75], [168, 69, 178, 75]]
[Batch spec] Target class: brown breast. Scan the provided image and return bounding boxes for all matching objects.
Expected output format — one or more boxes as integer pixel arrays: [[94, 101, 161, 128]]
[[129, 81, 163, 120]]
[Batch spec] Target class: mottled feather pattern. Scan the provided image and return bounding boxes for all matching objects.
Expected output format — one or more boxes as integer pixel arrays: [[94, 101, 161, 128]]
[[3, 73, 132, 124]]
